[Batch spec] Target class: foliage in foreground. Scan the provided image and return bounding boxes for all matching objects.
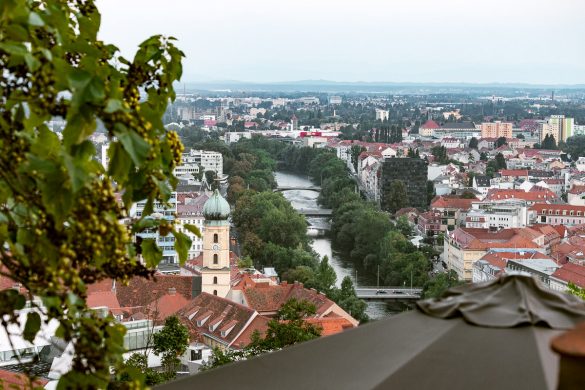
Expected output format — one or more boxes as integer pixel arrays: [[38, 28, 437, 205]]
[[0, 0, 195, 386]]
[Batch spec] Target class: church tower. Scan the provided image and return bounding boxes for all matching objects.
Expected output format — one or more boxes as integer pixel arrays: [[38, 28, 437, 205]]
[[201, 189, 231, 297]]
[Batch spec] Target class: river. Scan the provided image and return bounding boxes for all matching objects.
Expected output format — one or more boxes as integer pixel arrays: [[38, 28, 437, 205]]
[[274, 171, 405, 320]]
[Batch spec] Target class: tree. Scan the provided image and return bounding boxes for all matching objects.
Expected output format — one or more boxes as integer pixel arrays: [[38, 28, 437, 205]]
[[422, 270, 462, 299], [541, 134, 558, 150], [567, 282, 585, 300], [333, 277, 368, 322], [114, 353, 163, 387], [350, 145, 366, 172], [396, 215, 413, 237], [469, 137, 479, 149], [495, 136, 507, 148], [495, 152, 507, 170], [0, 1, 190, 387], [562, 135, 585, 159], [314, 256, 337, 294], [152, 316, 190, 380], [384, 180, 409, 214], [426, 180, 436, 206]]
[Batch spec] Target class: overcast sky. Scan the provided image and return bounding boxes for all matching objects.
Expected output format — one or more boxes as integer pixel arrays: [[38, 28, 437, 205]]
[[96, 0, 585, 85]]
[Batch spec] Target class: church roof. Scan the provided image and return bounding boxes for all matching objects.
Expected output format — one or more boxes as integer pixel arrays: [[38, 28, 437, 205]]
[[203, 189, 230, 222]]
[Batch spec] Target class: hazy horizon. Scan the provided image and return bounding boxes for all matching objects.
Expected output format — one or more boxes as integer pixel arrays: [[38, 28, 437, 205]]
[[97, 0, 585, 85]]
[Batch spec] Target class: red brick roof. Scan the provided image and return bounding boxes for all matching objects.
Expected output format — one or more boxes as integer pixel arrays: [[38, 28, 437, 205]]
[[552, 263, 585, 288]]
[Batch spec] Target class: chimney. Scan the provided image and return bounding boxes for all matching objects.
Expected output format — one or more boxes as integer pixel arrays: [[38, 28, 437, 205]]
[[551, 323, 585, 389], [168, 287, 176, 296]]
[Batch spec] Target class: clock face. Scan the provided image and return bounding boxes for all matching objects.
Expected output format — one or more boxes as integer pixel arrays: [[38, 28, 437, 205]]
[[212, 244, 220, 251]]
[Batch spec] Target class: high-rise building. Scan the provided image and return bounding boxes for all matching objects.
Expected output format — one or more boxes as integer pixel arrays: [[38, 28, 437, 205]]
[[182, 149, 223, 176], [380, 158, 428, 211], [328, 96, 342, 105], [200, 190, 232, 298], [375, 109, 390, 121], [130, 193, 178, 266], [291, 114, 298, 130], [480, 121, 513, 139], [540, 115, 574, 143]]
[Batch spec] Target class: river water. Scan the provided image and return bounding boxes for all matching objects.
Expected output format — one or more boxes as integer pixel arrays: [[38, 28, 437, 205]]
[[274, 171, 403, 319]]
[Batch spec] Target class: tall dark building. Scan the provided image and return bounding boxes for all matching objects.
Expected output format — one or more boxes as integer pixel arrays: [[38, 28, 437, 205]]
[[380, 158, 428, 211]]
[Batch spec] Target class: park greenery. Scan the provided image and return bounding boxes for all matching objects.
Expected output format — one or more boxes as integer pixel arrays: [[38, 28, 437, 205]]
[[0, 0, 198, 387], [204, 298, 323, 370]]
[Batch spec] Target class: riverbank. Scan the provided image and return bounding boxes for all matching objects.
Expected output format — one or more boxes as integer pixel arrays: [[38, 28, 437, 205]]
[[274, 171, 411, 319]]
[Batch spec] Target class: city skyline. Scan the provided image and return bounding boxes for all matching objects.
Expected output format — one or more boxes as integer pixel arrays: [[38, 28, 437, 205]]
[[96, 0, 585, 85]]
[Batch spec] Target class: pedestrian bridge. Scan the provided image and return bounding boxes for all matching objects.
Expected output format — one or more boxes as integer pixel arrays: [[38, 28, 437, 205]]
[[274, 186, 321, 192], [297, 208, 333, 217], [355, 287, 422, 300]]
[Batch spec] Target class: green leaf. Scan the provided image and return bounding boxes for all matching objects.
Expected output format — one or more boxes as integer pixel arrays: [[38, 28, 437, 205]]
[[184, 224, 202, 238], [104, 99, 123, 113], [28, 12, 45, 26], [116, 127, 150, 166], [23, 312, 41, 342], [141, 239, 162, 268], [107, 142, 132, 184], [0, 42, 28, 56], [172, 230, 192, 265]]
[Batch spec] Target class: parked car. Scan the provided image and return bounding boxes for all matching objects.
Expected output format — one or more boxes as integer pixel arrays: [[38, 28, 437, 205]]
[[376, 290, 387, 294]]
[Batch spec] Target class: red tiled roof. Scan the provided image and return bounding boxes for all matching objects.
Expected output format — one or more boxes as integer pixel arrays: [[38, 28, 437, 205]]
[[500, 169, 529, 177], [116, 275, 197, 311], [177, 292, 268, 349], [569, 185, 585, 195], [420, 120, 440, 129], [243, 282, 334, 316], [551, 263, 585, 288], [0, 369, 48, 388], [305, 317, 354, 337], [530, 204, 585, 213], [431, 196, 476, 210], [485, 189, 558, 202], [87, 291, 123, 316], [146, 293, 190, 321]]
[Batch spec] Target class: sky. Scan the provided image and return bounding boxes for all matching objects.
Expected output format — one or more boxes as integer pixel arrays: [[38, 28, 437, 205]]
[[96, 0, 585, 85]]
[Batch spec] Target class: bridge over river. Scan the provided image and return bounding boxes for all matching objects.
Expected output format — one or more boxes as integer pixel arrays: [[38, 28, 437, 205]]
[[355, 287, 422, 300], [274, 185, 322, 192]]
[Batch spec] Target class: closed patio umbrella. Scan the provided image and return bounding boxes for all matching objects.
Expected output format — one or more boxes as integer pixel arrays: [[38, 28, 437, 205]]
[[159, 275, 585, 390]]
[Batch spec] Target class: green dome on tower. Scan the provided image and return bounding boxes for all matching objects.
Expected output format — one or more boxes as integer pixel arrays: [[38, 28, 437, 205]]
[[203, 189, 231, 221]]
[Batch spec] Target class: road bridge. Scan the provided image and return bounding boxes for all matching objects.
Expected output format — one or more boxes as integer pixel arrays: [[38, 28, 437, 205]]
[[274, 186, 321, 193], [297, 208, 332, 217], [355, 287, 422, 300]]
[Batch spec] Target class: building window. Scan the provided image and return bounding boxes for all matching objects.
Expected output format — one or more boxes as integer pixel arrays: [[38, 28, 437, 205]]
[[213, 276, 218, 284], [213, 254, 218, 264], [213, 290, 217, 296], [213, 233, 218, 243], [191, 349, 202, 361]]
